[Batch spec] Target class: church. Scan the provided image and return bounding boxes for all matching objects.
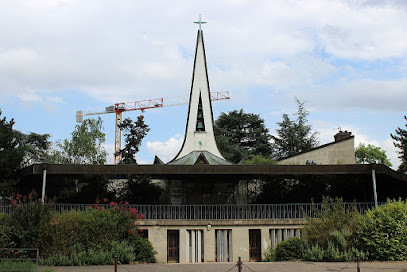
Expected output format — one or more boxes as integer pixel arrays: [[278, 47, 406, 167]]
[[20, 19, 407, 263]]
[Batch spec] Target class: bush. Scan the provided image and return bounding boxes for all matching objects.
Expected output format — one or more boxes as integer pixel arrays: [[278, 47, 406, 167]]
[[303, 244, 368, 262], [356, 199, 407, 261], [275, 237, 306, 261], [0, 261, 36, 272], [42, 240, 134, 266], [263, 246, 276, 262], [132, 237, 157, 263], [303, 197, 362, 250], [4, 192, 53, 251]]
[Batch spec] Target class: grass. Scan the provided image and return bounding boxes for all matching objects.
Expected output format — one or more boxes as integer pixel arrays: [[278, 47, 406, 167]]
[[0, 261, 54, 272]]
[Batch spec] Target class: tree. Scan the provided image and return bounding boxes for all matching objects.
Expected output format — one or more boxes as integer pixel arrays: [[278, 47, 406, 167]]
[[20, 132, 51, 167], [48, 118, 107, 164], [243, 155, 277, 165], [272, 98, 318, 160], [116, 116, 150, 164], [214, 109, 273, 163], [0, 110, 51, 199], [391, 115, 407, 173], [119, 175, 163, 204], [355, 143, 392, 167]]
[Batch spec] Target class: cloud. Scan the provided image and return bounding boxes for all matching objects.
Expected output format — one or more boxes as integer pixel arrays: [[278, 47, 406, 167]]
[[314, 120, 400, 169], [146, 136, 183, 163], [1, 0, 407, 106], [307, 78, 407, 112]]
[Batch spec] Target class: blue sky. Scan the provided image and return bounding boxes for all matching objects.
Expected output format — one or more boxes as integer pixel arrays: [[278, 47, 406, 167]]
[[0, 0, 406, 168]]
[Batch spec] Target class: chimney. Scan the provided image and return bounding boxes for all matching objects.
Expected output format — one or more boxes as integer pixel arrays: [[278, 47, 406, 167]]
[[334, 130, 352, 142]]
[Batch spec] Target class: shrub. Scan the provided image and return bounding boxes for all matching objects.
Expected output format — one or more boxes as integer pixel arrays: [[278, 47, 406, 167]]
[[4, 192, 53, 251], [41, 203, 142, 258], [132, 237, 157, 263], [263, 246, 276, 262], [356, 199, 407, 261], [0, 261, 36, 272], [303, 197, 362, 250], [303, 244, 368, 262], [42, 240, 134, 266], [303, 244, 324, 261], [275, 237, 306, 261]]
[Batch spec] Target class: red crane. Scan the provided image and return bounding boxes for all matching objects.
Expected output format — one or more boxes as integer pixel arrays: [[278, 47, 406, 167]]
[[76, 91, 230, 164]]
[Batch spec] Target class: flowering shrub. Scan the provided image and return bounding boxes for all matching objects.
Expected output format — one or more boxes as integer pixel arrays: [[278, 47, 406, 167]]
[[4, 192, 53, 251], [2, 195, 156, 265]]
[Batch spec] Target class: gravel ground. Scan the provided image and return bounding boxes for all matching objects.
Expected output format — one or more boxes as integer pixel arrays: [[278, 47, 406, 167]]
[[42, 261, 407, 272]]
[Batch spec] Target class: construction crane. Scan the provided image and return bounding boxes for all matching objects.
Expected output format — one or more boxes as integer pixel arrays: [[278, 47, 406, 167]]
[[76, 91, 230, 164]]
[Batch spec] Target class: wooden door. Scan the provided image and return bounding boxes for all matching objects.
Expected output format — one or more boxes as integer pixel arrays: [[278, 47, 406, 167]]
[[249, 229, 261, 262], [167, 230, 179, 263]]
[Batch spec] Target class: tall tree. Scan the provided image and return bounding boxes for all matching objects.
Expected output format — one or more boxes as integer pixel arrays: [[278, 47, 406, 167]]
[[116, 116, 150, 164], [214, 109, 273, 163], [20, 132, 51, 167], [0, 111, 24, 198], [0, 111, 51, 199], [48, 118, 107, 164], [272, 98, 318, 160], [355, 143, 392, 167], [391, 115, 407, 173]]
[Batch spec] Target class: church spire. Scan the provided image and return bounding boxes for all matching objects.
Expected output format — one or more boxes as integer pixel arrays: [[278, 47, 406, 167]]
[[168, 18, 229, 164]]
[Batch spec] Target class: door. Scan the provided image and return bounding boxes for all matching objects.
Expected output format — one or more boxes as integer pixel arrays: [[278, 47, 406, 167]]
[[249, 229, 261, 262], [167, 230, 179, 263]]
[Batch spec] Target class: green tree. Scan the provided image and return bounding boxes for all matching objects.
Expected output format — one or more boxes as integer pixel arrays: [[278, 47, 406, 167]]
[[214, 109, 273, 163], [0, 111, 24, 198], [116, 116, 150, 164], [355, 143, 392, 167], [243, 155, 277, 165], [0, 111, 51, 199], [119, 175, 163, 204], [272, 98, 318, 160], [48, 118, 107, 164], [391, 115, 407, 173], [20, 132, 51, 167]]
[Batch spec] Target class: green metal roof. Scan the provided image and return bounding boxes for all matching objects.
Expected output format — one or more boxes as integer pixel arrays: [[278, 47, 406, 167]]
[[167, 151, 232, 165]]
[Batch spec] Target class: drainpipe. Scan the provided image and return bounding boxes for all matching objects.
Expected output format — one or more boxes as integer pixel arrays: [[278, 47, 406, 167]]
[[371, 163, 378, 208], [41, 163, 48, 204]]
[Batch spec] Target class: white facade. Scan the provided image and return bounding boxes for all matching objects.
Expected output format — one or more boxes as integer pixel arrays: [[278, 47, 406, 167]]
[[171, 30, 225, 162]]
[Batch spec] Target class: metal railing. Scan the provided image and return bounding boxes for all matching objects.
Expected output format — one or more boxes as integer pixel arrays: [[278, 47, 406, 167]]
[[0, 248, 39, 271], [0, 202, 380, 220]]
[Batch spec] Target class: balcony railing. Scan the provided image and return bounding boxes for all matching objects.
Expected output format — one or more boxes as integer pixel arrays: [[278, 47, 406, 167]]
[[0, 202, 380, 220]]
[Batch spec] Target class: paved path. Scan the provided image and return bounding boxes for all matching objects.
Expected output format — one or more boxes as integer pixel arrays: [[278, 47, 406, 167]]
[[42, 261, 407, 272]]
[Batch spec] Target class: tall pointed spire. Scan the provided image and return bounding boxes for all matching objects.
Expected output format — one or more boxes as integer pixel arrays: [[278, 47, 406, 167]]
[[168, 18, 230, 165]]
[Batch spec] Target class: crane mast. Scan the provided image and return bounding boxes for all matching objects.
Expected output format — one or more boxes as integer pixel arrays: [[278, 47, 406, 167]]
[[76, 91, 230, 164]]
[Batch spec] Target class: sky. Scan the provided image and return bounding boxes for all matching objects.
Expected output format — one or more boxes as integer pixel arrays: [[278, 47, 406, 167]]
[[0, 0, 406, 168]]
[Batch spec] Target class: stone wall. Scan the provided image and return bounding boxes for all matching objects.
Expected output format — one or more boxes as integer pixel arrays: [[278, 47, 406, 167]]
[[279, 137, 355, 165], [140, 219, 304, 263]]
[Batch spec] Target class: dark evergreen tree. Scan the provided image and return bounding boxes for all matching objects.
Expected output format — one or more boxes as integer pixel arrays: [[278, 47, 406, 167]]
[[0, 110, 51, 199], [391, 115, 407, 173], [214, 109, 272, 163], [272, 98, 318, 160], [116, 115, 150, 164]]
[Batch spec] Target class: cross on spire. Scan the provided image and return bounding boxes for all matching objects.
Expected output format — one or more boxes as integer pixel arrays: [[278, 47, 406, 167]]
[[193, 14, 207, 31]]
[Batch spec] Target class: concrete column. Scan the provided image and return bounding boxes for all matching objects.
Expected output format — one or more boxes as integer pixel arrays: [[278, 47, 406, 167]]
[[149, 226, 167, 263], [271, 229, 276, 248], [205, 225, 215, 262], [191, 230, 195, 262], [179, 229, 187, 263], [197, 230, 202, 263], [187, 230, 191, 263], [223, 230, 228, 262], [261, 228, 269, 261], [277, 229, 282, 244]]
